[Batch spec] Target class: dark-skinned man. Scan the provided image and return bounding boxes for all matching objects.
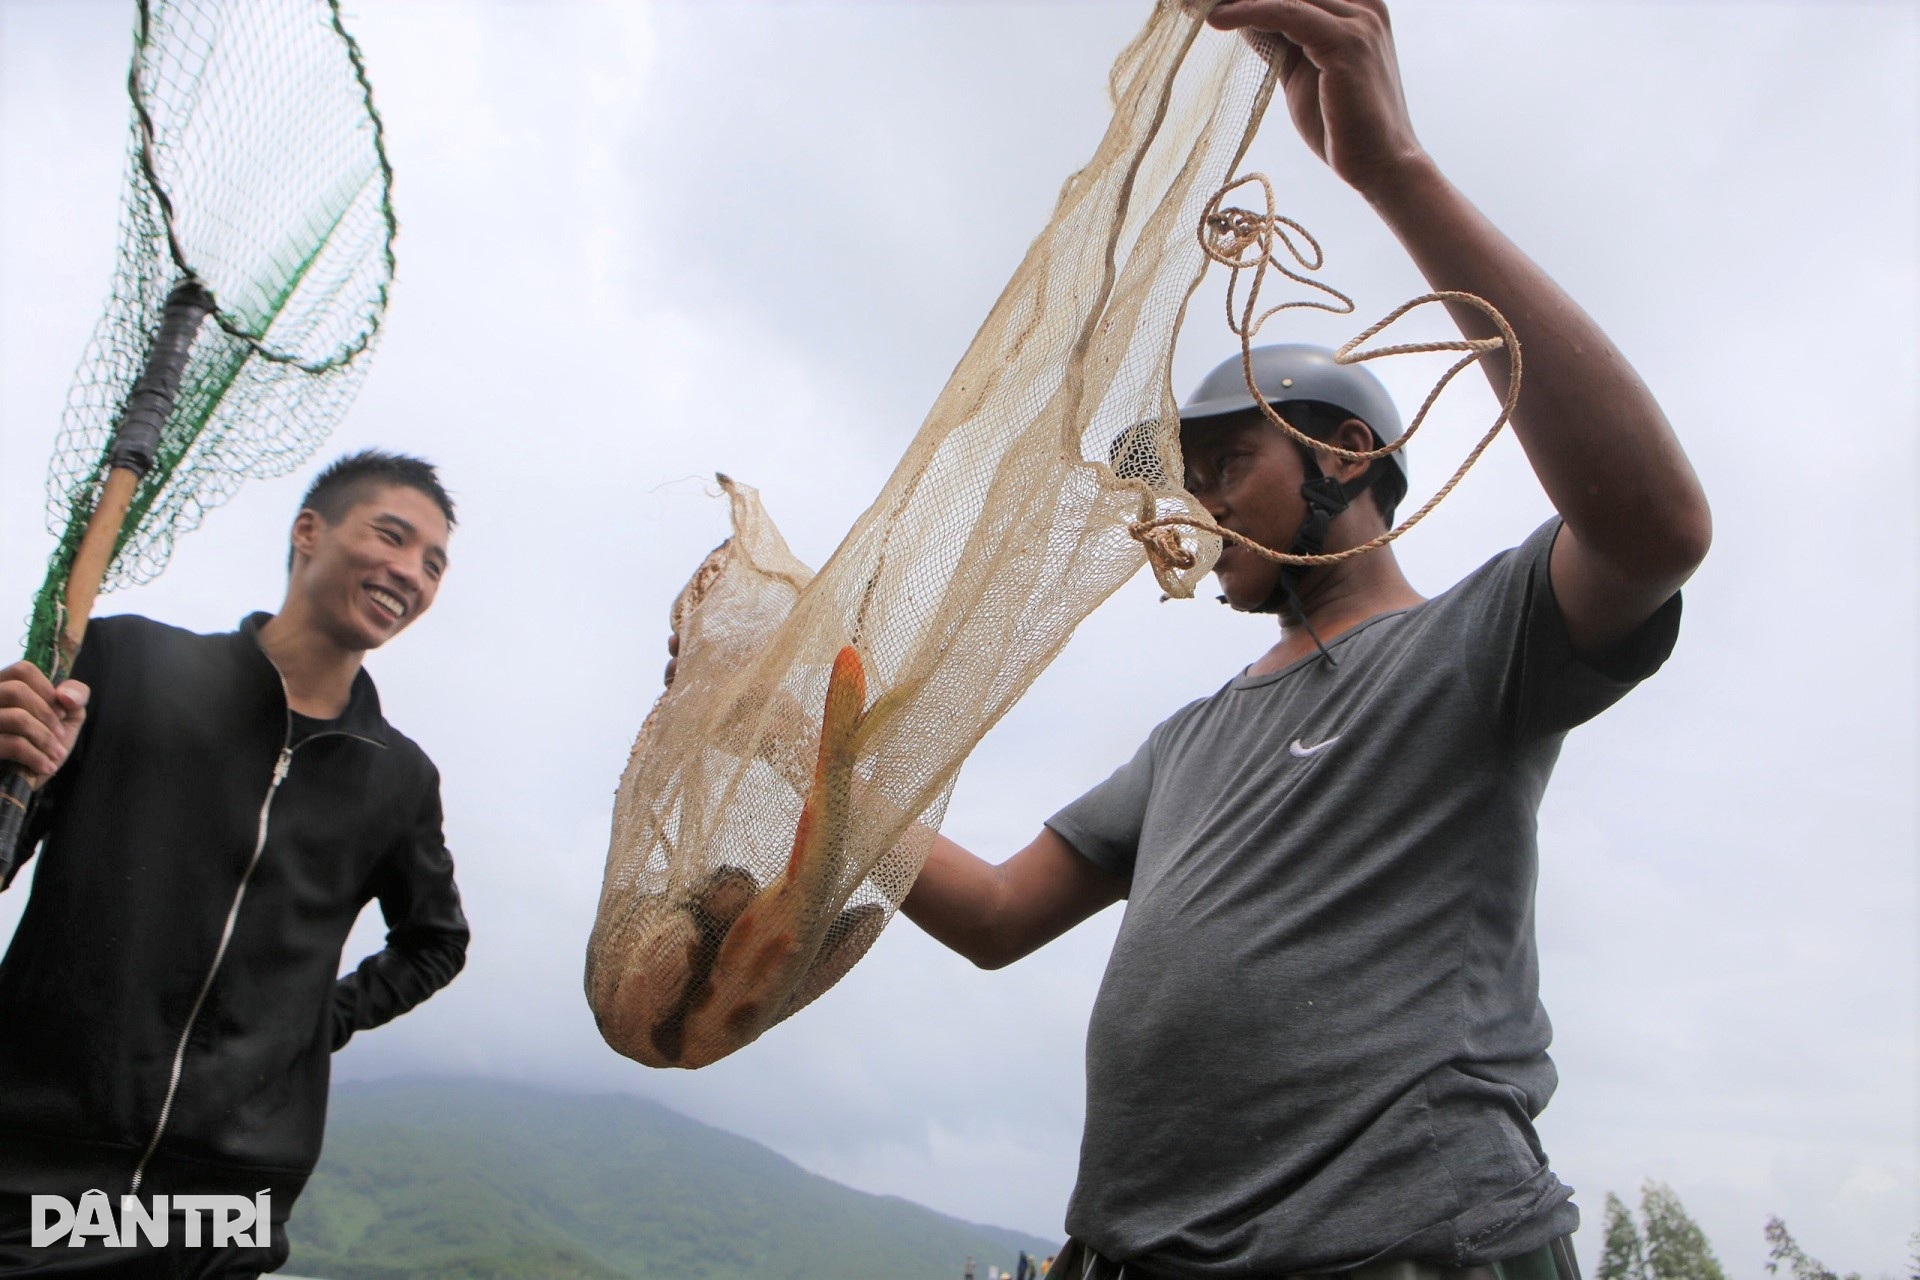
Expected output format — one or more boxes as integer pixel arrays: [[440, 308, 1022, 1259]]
[[0, 450, 470, 1278], [891, 2, 1709, 1278]]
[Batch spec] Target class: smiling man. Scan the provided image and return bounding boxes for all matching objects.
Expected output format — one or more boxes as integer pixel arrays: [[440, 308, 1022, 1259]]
[[0, 450, 470, 1277]]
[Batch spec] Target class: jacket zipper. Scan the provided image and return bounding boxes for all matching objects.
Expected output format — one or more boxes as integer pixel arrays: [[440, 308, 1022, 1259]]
[[124, 659, 385, 1196], [128, 744, 292, 1194]]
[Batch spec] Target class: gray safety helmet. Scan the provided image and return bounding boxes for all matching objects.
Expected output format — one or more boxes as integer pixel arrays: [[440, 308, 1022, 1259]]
[[1181, 344, 1408, 494]]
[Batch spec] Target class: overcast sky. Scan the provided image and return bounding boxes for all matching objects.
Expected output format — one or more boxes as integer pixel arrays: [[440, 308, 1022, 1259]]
[[1, 2, 1914, 1276]]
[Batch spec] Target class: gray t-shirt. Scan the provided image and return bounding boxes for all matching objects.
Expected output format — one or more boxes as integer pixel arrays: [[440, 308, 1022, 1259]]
[[1047, 519, 1681, 1279]]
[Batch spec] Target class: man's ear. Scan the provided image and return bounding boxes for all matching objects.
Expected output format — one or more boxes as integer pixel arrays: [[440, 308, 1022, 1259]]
[[1320, 417, 1380, 486], [288, 508, 322, 567]]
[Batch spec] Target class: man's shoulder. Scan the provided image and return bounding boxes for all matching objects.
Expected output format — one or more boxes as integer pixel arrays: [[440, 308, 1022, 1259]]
[[80, 613, 242, 672], [350, 684, 440, 797], [87, 612, 257, 646], [1389, 519, 1562, 647], [340, 664, 437, 785], [370, 724, 445, 828], [1129, 679, 1254, 765], [1159, 682, 1239, 734], [1425, 520, 1560, 606], [379, 720, 439, 781], [87, 612, 193, 642]]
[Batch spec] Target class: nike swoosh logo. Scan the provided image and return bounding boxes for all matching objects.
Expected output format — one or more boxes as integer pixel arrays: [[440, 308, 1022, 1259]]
[[1289, 736, 1341, 758]]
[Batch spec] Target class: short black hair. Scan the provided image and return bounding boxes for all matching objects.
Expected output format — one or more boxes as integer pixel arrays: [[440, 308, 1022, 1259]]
[[300, 449, 457, 529], [1276, 400, 1404, 527]]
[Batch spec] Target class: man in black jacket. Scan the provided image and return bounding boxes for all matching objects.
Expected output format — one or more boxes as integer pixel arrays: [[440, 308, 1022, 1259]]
[[0, 450, 470, 1277]]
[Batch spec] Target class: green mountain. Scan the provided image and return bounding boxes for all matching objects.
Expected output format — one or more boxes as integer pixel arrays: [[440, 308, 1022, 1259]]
[[287, 1078, 1058, 1280]]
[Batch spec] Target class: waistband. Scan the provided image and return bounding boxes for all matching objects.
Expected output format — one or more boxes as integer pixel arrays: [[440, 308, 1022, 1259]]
[[1059, 1235, 1581, 1280]]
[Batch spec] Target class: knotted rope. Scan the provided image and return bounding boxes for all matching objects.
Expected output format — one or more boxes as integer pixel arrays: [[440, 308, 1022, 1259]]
[[1130, 173, 1523, 592]]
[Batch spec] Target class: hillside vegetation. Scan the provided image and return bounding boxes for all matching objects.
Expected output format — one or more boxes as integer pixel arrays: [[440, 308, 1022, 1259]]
[[288, 1079, 1055, 1280]]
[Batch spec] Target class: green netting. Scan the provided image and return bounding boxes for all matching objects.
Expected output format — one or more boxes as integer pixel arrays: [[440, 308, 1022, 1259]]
[[25, 0, 396, 676]]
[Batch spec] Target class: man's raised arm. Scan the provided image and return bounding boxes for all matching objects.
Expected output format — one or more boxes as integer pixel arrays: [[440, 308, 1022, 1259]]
[[1209, 0, 1712, 657]]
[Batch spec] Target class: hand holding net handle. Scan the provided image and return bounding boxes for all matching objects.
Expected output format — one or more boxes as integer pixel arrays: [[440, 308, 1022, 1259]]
[[0, 279, 213, 884]]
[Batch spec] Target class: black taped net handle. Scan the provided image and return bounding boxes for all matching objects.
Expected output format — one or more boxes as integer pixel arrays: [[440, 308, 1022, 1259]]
[[0, 769, 29, 888], [114, 278, 215, 475], [0, 279, 214, 887]]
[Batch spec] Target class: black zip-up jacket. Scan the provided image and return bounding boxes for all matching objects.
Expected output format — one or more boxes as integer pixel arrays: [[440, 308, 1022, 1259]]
[[0, 613, 468, 1215]]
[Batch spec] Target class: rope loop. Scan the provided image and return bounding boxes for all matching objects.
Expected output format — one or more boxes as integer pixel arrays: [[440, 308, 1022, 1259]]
[[1200, 173, 1355, 344], [1130, 522, 1198, 594], [1137, 173, 1526, 572]]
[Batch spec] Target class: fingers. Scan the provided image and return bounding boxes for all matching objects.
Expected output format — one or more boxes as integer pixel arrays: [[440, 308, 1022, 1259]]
[[1211, 0, 1377, 22], [1, 660, 60, 710], [54, 680, 90, 716], [0, 726, 61, 780], [0, 668, 68, 768], [0, 666, 88, 783], [1207, 0, 1377, 48], [1208, 0, 1417, 194], [664, 632, 680, 688], [0, 708, 66, 780]]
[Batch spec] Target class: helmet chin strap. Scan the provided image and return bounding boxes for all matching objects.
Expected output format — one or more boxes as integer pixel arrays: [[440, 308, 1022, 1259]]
[[1249, 451, 1378, 665]]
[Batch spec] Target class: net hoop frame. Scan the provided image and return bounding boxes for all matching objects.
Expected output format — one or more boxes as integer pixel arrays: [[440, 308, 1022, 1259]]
[[128, 0, 399, 374], [20, 0, 403, 674]]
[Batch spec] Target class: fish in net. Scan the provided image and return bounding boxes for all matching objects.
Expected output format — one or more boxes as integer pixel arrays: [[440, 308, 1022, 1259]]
[[0, 0, 397, 867], [588, 2, 1276, 1069], [587, 0, 1518, 1069]]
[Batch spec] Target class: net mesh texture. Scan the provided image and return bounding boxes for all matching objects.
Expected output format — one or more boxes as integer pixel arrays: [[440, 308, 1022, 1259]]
[[25, 0, 396, 675], [588, 2, 1285, 1069]]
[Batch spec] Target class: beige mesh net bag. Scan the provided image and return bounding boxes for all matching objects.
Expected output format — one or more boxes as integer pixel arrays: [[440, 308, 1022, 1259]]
[[590, 3, 1324, 1068]]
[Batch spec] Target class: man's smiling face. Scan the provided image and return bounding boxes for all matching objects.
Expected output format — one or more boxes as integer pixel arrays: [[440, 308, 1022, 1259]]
[[289, 483, 451, 653]]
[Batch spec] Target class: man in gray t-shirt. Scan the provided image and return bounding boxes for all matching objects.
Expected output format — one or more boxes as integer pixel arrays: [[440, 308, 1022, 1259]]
[[660, 2, 1710, 1276], [1045, 517, 1680, 1275]]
